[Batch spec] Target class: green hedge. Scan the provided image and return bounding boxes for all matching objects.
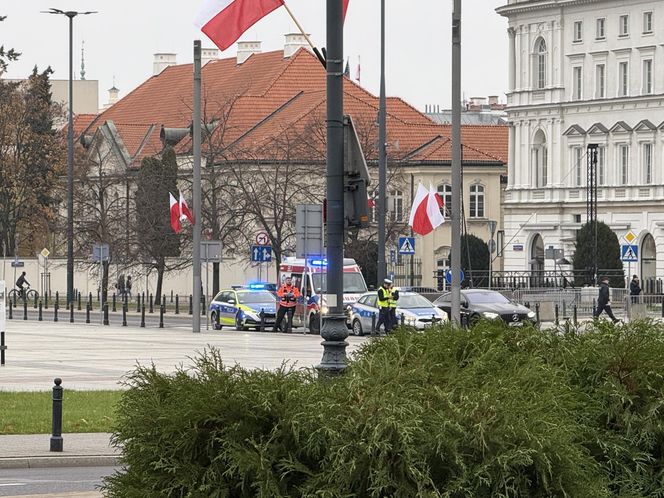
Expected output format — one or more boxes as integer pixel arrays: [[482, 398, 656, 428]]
[[102, 320, 664, 497]]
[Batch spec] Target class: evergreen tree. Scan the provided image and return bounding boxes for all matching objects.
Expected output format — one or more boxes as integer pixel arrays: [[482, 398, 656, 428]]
[[573, 221, 624, 287], [0, 15, 20, 72], [448, 234, 490, 287], [135, 148, 180, 302], [345, 239, 378, 288]]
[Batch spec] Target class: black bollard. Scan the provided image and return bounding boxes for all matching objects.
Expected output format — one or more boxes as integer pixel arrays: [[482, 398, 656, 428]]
[[23, 298, 28, 320], [149, 294, 154, 314], [573, 304, 578, 325], [70, 300, 74, 323], [33, 292, 38, 309], [170, 290, 173, 303], [592, 298, 597, 317], [136, 293, 141, 313], [141, 292, 145, 311], [12, 290, 17, 308], [188, 294, 193, 315], [44, 291, 49, 309], [54, 301, 58, 322], [88, 292, 93, 311], [55, 291, 59, 308], [50, 378, 63, 452], [1, 331, 6, 365], [162, 295, 166, 313], [38, 300, 43, 321], [103, 303, 109, 326], [140, 304, 146, 328], [259, 309, 265, 332], [661, 299, 664, 318], [112, 293, 116, 312], [85, 302, 90, 324], [122, 303, 127, 327], [77, 291, 82, 311], [401, 313, 405, 327], [554, 303, 559, 326], [535, 303, 540, 324], [8, 301, 12, 320], [201, 295, 206, 316], [159, 304, 164, 328], [175, 295, 179, 315], [371, 313, 377, 336]]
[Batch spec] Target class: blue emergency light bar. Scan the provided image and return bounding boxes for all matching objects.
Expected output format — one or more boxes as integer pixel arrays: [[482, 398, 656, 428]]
[[308, 258, 328, 266], [247, 283, 266, 290]]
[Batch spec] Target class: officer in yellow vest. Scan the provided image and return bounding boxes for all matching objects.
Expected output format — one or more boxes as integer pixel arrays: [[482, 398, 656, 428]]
[[376, 278, 394, 334], [389, 285, 400, 329]]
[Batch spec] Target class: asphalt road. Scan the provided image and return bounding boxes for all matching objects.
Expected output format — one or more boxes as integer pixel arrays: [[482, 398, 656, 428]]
[[0, 466, 114, 497]]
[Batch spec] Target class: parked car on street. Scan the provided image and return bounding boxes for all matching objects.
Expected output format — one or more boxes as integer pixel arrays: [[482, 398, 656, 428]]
[[433, 289, 537, 327], [209, 286, 277, 331], [350, 291, 448, 335]]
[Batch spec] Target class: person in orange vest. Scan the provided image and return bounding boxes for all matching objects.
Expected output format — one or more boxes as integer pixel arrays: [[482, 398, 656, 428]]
[[273, 276, 301, 333]]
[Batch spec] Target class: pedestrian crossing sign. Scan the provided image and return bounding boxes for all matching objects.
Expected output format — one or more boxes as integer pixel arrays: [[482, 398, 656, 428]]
[[398, 237, 416, 255], [621, 244, 638, 262]]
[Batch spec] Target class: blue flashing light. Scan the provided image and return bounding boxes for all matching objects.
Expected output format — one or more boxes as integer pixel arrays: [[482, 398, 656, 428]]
[[308, 258, 328, 267], [248, 283, 266, 290]]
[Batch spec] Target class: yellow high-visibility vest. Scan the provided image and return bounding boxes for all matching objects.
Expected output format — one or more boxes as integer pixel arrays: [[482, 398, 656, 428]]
[[377, 286, 392, 308]]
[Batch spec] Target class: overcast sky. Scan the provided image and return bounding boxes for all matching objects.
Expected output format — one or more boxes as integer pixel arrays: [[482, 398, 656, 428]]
[[2, 0, 508, 111]]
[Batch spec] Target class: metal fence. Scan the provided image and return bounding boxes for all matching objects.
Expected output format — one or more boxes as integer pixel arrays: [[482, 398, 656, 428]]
[[391, 258, 422, 287]]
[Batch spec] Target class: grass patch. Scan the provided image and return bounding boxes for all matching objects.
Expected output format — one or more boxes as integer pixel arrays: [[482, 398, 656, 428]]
[[0, 390, 122, 434]]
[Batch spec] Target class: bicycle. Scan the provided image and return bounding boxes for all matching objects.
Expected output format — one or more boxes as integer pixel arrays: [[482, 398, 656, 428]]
[[8, 285, 38, 303]]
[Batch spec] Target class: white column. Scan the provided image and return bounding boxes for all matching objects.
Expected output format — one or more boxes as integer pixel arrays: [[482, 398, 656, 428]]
[[508, 27, 516, 92], [508, 122, 516, 187]]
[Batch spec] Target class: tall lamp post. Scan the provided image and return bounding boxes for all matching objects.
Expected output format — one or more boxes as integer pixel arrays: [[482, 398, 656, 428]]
[[42, 8, 97, 306], [487, 220, 497, 290], [377, 0, 387, 286]]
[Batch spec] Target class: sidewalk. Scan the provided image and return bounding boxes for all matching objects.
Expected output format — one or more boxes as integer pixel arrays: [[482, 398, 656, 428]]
[[0, 433, 118, 470]]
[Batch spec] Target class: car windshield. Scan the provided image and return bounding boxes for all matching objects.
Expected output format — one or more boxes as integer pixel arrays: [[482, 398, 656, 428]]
[[398, 294, 434, 309], [466, 292, 510, 304], [312, 272, 368, 294], [237, 291, 275, 304]]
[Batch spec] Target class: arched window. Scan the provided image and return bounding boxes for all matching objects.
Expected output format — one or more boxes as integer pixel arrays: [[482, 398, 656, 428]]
[[535, 38, 547, 89], [532, 129, 548, 187], [437, 184, 452, 217], [469, 184, 485, 218]]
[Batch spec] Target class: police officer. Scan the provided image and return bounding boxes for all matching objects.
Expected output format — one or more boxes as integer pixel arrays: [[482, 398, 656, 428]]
[[389, 285, 400, 329], [376, 278, 394, 334], [274, 276, 301, 333]]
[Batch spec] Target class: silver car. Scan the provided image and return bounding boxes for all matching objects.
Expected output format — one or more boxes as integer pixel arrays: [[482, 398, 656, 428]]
[[349, 291, 448, 335]]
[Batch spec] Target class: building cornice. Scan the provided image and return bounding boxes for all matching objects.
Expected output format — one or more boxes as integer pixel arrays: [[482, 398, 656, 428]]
[[497, 0, 601, 17], [506, 93, 664, 113]]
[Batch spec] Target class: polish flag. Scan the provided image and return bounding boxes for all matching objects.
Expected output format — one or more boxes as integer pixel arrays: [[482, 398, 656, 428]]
[[408, 183, 445, 236], [169, 193, 181, 234], [195, 0, 285, 51], [179, 191, 195, 224], [343, 0, 350, 18]]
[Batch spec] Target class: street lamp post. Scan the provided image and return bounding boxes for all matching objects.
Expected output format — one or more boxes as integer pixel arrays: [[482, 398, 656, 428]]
[[43, 8, 97, 306], [487, 220, 497, 290], [377, 0, 387, 286]]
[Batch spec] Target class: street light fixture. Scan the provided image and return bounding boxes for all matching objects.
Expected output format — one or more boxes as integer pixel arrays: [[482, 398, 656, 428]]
[[42, 8, 97, 306]]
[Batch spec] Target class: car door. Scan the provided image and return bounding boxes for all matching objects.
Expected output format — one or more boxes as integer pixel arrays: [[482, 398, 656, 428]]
[[434, 292, 452, 319], [218, 291, 235, 325], [360, 295, 378, 331]]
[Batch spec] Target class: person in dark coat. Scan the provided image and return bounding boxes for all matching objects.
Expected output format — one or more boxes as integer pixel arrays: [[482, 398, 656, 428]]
[[629, 275, 641, 303], [593, 276, 619, 323]]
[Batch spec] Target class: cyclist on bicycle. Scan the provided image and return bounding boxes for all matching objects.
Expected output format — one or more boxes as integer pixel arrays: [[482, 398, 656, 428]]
[[16, 271, 30, 298]]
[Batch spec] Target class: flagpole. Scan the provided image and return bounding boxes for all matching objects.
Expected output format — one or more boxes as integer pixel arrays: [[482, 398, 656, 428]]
[[192, 40, 203, 333], [282, 1, 326, 66], [451, 0, 462, 324]]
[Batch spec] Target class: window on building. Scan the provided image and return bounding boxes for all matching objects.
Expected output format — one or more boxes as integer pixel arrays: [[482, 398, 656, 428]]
[[573, 66, 583, 100], [437, 184, 452, 218], [619, 15, 629, 36], [532, 130, 548, 187], [535, 38, 547, 89], [595, 64, 606, 98], [642, 59, 653, 94], [598, 146, 606, 185], [643, 11, 653, 33], [618, 61, 629, 96], [573, 21, 583, 42], [643, 143, 653, 184], [573, 147, 583, 186], [596, 18, 606, 39], [469, 184, 485, 218], [389, 190, 404, 222], [496, 230, 505, 257], [619, 144, 629, 185]]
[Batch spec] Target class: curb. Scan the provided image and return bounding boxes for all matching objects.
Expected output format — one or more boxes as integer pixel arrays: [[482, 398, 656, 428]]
[[0, 455, 120, 469]]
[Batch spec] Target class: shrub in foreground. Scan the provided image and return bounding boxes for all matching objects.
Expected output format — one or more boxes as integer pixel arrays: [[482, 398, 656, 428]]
[[102, 320, 664, 497]]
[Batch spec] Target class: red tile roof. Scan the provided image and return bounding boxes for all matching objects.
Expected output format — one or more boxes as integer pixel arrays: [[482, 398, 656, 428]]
[[86, 48, 507, 166]]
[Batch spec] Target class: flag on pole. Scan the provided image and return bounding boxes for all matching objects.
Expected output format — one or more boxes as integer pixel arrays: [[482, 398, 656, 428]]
[[344, 57, 350, 78], [355, 55, 361, 85], [343, 0, 350, 18], [179, 191, 195, 224], [169, 193, 181, 233], [195, 0, 285, 51], [408, 183, 445, 236]]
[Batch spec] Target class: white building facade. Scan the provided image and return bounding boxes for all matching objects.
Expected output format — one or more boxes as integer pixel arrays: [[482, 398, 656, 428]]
[[497, 0, 664, 284]]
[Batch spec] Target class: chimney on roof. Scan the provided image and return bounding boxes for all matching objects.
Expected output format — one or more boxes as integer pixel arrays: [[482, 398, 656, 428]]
[[153, 53, 177, 76], [237, 41, 262, 64], [284, 33, 309, 58], [488, 95, 499, 105], [470, 96, 487, 107], [202, 47, 220, 66], [104, 85, 120, 109]]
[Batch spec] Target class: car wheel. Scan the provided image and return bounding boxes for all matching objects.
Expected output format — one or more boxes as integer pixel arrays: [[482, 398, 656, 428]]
[[210, 312, 222, 330], [235, 313, 248, 331], [308, 313, 321, 334], [352, 319, 364, 336]]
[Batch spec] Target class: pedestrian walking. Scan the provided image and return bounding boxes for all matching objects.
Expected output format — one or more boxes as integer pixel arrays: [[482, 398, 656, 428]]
[[273, 276, 300, 333], [629, 274, 641, 303], [594, 276, 620, 323], [116, 275, 125, 297], [376, 279, 394, 334], [125, 275, 133, 299]]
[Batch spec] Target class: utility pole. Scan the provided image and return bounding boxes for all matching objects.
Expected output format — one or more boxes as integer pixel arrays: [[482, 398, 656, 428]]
[[451, 0, 462, 323], [192, 41, 202, 332], [318, 0, 348, 374], [377, 0, 387, 286]]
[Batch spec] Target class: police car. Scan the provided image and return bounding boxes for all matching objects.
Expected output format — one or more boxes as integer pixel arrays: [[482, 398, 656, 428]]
[[209, 284, 277, 331], [349, 291, 448, 335]]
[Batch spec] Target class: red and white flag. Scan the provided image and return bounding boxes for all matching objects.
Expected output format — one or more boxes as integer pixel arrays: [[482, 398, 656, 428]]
[[195, 0, 285, 51], [179, 191, 195, 224], [169, 193, 181, 234], [408, 183, 445, 236], [343, 0, 350, 18]]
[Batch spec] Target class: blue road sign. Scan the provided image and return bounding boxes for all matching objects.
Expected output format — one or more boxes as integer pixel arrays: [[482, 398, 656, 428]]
[[621, 244, 638, 262], [445, 269, 465, 284], [398, 237, 415, 255], [10, 260, 24, 268], [251, 245, 272, 263]]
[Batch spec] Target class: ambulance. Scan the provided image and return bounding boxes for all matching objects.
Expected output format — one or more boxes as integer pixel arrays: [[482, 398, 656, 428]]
[[278, 257, 368, 334]]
